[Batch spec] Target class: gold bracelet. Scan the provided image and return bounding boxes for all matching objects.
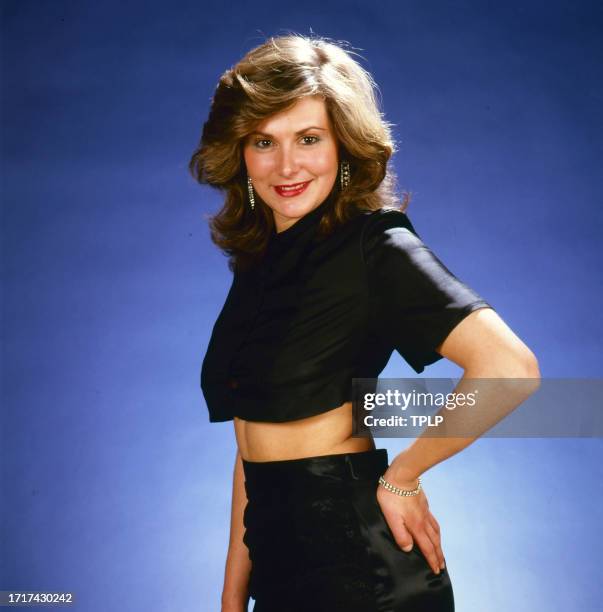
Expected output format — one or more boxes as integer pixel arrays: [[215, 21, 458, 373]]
[[378, 475, 422, 497]]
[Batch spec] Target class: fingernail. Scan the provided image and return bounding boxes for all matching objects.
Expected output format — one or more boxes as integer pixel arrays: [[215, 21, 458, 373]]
[[440, 562, 446, 570], [402, 545, 412, 552]]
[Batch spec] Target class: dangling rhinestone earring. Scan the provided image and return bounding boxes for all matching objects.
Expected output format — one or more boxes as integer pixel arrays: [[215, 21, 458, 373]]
[[340, 160, 351, 190], [247, 176, 255, 210]]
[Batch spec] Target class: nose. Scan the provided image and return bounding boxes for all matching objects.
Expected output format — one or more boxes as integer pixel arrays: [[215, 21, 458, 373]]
[[276, 143, 300, 178]]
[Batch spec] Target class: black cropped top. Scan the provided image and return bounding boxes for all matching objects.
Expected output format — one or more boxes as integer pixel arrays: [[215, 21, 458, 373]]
[[201, 193, 494, 423]]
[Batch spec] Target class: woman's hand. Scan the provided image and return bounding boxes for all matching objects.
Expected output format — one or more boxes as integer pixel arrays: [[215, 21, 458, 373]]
[[376, 468, 446, 576]]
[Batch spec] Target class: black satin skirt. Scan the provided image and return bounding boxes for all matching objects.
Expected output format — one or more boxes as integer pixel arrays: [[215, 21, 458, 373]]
[[242, 448, 454, 612]]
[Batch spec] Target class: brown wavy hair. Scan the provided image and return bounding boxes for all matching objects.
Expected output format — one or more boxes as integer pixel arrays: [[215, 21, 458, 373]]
[[188, 33, 411, 272]]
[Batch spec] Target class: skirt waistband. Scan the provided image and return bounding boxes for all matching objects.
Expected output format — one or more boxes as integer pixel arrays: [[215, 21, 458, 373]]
[[242, 448, 389, 497]]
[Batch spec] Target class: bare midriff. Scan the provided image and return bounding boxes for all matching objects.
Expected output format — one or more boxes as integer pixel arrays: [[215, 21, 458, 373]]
[[234, 401, 376, 462]]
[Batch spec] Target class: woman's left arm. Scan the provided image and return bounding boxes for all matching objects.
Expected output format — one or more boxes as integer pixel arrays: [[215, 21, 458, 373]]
[[378, 306, 541, 575]]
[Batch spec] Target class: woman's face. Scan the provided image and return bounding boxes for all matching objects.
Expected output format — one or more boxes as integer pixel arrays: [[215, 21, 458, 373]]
[[242, 95, 340, 233]]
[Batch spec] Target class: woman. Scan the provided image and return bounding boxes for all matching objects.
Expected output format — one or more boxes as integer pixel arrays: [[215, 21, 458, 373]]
[[189, 34, 540, 612]]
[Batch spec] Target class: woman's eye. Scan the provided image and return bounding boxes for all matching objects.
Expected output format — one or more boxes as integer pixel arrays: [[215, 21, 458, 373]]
[[252, 136, 320, 149]]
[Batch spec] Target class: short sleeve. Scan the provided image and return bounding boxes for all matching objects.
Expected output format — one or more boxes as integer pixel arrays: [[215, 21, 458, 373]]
[[362, 210, 494, 373]]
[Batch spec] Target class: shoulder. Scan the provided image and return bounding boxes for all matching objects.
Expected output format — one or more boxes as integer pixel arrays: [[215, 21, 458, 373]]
[[360, 207, 422, 253]]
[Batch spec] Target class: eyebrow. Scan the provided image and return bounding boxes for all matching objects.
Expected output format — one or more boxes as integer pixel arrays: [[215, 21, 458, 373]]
[[249, 126, 328, 138]]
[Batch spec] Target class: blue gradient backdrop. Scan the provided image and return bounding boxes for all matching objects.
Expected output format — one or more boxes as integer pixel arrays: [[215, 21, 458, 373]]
[[2, 1, 602, 610]]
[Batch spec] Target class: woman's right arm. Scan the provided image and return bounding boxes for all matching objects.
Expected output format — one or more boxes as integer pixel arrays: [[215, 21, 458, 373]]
[[221, 449, 252, 612]]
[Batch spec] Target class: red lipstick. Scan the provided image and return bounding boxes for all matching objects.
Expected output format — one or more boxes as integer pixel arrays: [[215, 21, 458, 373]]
[[274, 180, 312, 197]]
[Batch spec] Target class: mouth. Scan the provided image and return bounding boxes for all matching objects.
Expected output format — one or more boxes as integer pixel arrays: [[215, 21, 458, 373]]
[[273, 180, 312, 197]]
